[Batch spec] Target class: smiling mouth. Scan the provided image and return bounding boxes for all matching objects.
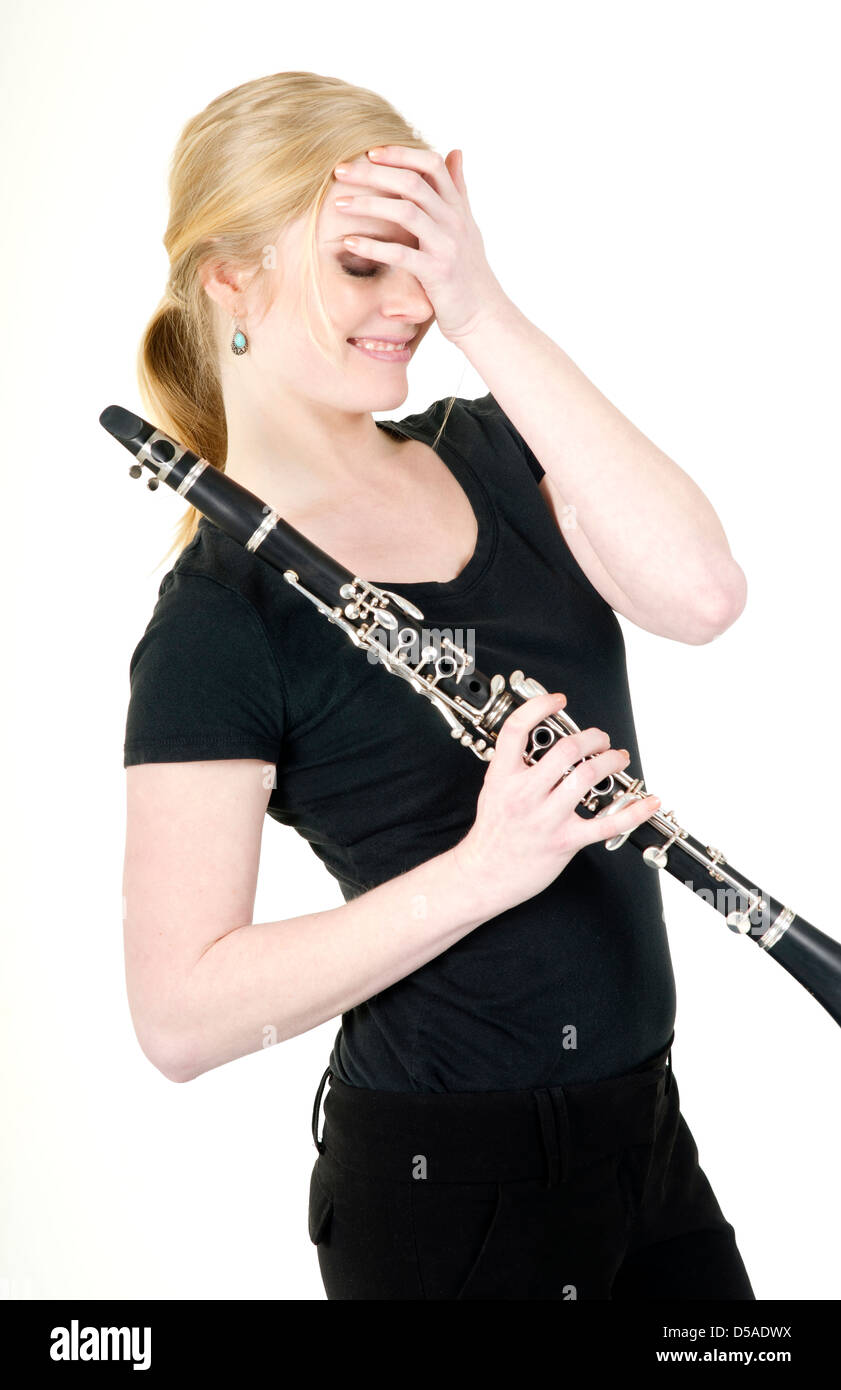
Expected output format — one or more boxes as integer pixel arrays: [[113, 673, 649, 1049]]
[[347, 336, 415, 349]]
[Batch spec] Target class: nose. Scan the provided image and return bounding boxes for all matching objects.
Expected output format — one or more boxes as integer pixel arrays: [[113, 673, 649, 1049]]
[[379, 268, 435, 327]]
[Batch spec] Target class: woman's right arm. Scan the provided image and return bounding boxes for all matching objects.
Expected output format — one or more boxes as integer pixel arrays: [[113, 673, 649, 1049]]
[[123, 691, 659, 1083]]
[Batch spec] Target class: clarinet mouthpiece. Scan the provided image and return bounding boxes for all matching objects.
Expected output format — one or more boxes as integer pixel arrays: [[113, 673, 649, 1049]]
[[99, 405, 148, 447]]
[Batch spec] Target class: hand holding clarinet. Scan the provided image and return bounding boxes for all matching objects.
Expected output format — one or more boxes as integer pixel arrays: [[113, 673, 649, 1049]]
[[451, 692, 660, 916]]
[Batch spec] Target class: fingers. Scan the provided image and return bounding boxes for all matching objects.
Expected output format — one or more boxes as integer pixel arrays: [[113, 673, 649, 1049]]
[[547, 746, 634, 814], [367, 145, 461, 201], [529, 726, 611, 791], [573, 791, 661, 850], [490, 692, 567, 777]]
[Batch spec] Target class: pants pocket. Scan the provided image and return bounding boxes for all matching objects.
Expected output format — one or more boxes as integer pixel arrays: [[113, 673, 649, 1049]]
[[308, 1158, 334, 1246], [411, 1179, 503, 1300], [616, 1143, 654, 1224]]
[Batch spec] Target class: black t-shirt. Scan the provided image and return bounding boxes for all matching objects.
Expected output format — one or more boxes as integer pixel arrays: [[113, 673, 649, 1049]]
[[124, 393, 676, 1091]]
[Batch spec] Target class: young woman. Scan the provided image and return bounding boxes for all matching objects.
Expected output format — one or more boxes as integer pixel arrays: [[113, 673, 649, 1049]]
[[123, 70, 754, 1300]]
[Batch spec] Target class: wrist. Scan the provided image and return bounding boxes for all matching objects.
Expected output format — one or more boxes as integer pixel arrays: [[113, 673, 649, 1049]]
[[444, 837, 508, 923], [445, 284, 519, 349]]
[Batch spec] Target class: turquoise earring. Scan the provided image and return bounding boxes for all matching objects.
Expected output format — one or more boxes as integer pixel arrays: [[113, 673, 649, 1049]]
[[231, 316, 248, 355]]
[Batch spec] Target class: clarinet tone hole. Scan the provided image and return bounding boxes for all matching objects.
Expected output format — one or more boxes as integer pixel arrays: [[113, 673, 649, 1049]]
[[590, 776, 614, 795]]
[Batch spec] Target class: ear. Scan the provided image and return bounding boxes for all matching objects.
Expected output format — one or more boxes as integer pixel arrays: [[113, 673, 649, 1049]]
[[199, 258, 246, 318]]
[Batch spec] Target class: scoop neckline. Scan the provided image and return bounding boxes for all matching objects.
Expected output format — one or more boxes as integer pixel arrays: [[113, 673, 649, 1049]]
[[197, 405, 497, 602], [369, 411, 496, 599]]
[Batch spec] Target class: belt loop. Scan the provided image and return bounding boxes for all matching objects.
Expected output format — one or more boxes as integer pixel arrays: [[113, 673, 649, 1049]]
[[553, 1085, 571, 1182], [535, 1087, 571, 1188], [534, 1089, 559, 1188], [312, 1065, 332, 1153]]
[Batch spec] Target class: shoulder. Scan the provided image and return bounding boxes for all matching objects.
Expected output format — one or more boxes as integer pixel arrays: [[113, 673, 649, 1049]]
[[131, 559, 275, 674], [140, 517, 300, 649], [395, 391, 521, 440], [126, 540, 288, 726], [124, 559, 287, 769], [391, 393, 544, 484]]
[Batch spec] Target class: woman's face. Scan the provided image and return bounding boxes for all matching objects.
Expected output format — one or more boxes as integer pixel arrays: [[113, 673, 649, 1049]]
[[242, 161, 436, 414]]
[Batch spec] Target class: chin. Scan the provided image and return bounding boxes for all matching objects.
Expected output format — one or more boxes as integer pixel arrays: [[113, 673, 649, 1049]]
[[360, 383, 410, 410]]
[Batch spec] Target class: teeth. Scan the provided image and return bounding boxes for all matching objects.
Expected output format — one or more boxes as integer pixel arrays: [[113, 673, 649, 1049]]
[[353, 339, 408, 351]]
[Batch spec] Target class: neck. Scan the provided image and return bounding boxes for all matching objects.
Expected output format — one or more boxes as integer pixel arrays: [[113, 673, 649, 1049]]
[[220, 389, 406, 510]]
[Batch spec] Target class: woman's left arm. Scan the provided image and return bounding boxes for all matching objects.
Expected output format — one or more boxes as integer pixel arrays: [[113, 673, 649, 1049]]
[[453, 296, 747, 646], [336, 145, 746, 645]]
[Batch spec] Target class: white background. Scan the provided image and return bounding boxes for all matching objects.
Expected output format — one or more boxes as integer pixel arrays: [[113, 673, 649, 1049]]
[[1, 0, 839, 1302]]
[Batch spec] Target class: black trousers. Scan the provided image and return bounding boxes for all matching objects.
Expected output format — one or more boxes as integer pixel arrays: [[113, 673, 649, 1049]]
[[307, 1032, 755, 1300]]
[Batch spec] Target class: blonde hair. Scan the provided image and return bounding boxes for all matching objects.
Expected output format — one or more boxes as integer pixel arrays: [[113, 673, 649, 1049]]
[[138, 70, 457, 568]]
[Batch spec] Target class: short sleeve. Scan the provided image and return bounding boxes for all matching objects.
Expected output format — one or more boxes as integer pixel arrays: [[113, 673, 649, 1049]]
[[123, 571, 286, 767], [467, 392, 545, 483]]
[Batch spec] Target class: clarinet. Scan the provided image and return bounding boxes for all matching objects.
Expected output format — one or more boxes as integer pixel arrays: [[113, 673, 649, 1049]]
[[101, 403, 841, 1030]]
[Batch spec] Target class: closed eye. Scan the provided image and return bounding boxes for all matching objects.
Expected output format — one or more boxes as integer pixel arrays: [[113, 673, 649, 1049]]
[[341, 261, 382, 278]]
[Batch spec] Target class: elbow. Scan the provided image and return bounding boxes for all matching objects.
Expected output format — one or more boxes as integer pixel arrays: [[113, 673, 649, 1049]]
[[158, 1056, 201, 1085], [127, 980, 207, 1083], [157, 1036, 206, 1084], [690, 562, 748, 644], [135, 1024, 202, 1084]]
